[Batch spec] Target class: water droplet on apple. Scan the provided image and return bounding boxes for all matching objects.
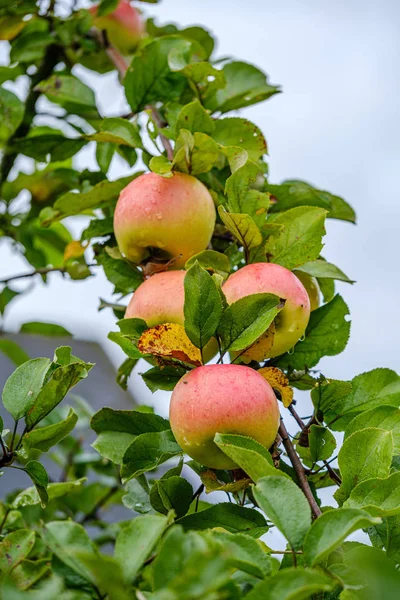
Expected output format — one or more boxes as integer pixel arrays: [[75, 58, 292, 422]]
[[156, 213, 162, 219], [299, 333, 306, 342], [287, 347, 295, 355]]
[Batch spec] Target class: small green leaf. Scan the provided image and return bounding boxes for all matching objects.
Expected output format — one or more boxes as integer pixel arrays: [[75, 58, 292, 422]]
[[95, 246, 144, 295], [0, 530, 35, 574], [309, 425, 336, 462], [23, 461, 49, 507], [81, 217, 114, 241], [121, 429, 182, 481], [19, 321, 72, 337], [177, 502, 268, 537], [296, 259, 354, 283], [210, 530, 272, 578], [245, 567, 334, 600], [0, 86, 24, 143], [184, 261, 223, 350], [185, 250, 231, 278], [12, 478, 86, 508], [276, 294, 351, 370], [214, 433, 284, 482], [13, 132, 87, 162], [334, 428, 394, 505], [206, 61, 280, 113], [141, 365, 186, 393], [2, 357, 51, 421], [264, 206, 327, 270], [122, 477, 152, 514], [91, 407, 169, 434], [173, 129, 220, 175], [344, 472, 400, 517], [114, 514, 169, 583], [23, 408, 78, 452], [0, 286, 20, 316], [35, 74, 98, 119], [253, 476, 312, 550], [86, 117, 142, 148], [218, 206, 263, 258], [150, 475, 193, 518], [175, 99, 215, 135], [217, 293, 283, 354], [213, 117, 267, 161]]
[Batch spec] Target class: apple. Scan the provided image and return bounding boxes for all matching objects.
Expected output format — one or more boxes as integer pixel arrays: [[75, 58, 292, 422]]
[[222, 263, 310, 360], [293, 270, 320, 311], [90, 0, 144, 55], [114, 172, 216, 269], [126, 270, 217, 362], [169, 364, 280, 469]]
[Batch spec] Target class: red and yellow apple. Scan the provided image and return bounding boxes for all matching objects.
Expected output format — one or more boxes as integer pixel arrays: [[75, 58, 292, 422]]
[[114, 172, 216, 269], [90, 0, 144, 55], [169, 364, 279, 469], [126, 270, 217, 362], [293, 270, 320, 311], [222, 263, 310, 360]]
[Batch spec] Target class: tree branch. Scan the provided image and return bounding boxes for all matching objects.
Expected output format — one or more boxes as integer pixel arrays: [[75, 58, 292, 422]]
[[278, 417, 322, 519], [0, 264, 97, 286]]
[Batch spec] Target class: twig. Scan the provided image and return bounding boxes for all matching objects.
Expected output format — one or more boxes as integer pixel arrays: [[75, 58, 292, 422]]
[[147, 106, 174, 161], [278, 417, 322, 519], [288, 405, 342, 486], [0, 507, 11, 535], [271, 550, 303, 555], [0, 435, 7, 456], [80, 485, 119, 524], [192, 483, 204, 512], [0, 264, 98, 286]]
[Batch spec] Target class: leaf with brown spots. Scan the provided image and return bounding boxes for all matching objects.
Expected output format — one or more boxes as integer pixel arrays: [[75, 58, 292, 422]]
[[138, 323, 202, 368], [258, 366, 294, 408], [200, 470, 251, 494]]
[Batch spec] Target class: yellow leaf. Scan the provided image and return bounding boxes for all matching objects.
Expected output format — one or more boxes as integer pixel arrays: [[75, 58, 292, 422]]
[[138, 323, 202, 368], [64, 241, 87, 262], [258, 366, 294, 408], [200, 470, 251, 494]]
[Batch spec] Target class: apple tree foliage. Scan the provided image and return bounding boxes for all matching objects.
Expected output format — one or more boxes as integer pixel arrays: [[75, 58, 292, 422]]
[[0, 0, 399, 598]]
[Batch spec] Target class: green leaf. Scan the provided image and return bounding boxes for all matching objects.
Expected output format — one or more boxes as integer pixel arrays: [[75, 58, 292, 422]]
[[11, 558, 51, 591], [92, 431, 135, 464], [121, 429, 182, 481], [2, 357, 51, 421], [180, 61, 225, 104], [210, 530, 272, 578], [296, 259, 354, 283], [173, 129, 220, 175], [125, 36, 188, 112], [218, 206, 263, 257], [185, 250, 231, 278], [253, 476, 311, 550], [19, 321, 72, 336], [276, 294, 351, 370], [0, 286, 20, 316], [0, 530, 35, 574], [0, 86, 23, 143], [86, 117, 142, 148], [10, 31, 53, 63], [264, 206, 327, 270], [334, 428, 394, 505], [184, 261, 223, 350], [81, 217, 114, 241], [0, 339, 29, 366], [177, 503, 268, 537], [303, 508, 381, 566], [40, 174, 136, 224], [224, 160, 270, 226], [114, 514, 169, 583], [214, 433, 284, 482], [217, 293, 283, 354], [175, 99, 215, 135], [95, 246, 144, 295], [122, 477, 152, 514], [12, 478, 86, 508], [12, 132, 87, 162], [23, 461, 49, 507], [267, 179, 356, 223], [206, 61, 280, 113], [141, 365, 186, 393], [245, 567, 334, 600], [213, 117, 267, 161], [309, 425, 336, 462], [344, 406, 400, 452], [150, 475, 193, 518], [23, 408, 78, 452], [41, 521, 98, 585], [96, 142, 114, 173], [344, 472, 400, 517], [323, 369, 400, 430], [35, 74, 99, 120], [25, 361, 92, 431]]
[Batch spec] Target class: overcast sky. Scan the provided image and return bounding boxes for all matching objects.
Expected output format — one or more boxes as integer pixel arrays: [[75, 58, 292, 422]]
[[1, 0, 399, 549]]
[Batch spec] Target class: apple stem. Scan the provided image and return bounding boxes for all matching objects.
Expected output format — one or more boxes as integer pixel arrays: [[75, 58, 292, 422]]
[[278, 417, 322, 519]]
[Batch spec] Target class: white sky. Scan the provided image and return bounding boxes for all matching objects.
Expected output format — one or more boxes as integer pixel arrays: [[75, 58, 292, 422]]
[[1, 0, 399, 550]]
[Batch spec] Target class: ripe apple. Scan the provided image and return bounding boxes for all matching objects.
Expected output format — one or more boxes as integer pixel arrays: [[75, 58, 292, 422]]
[[114, 172, 216, 269], [222, 263, 310, 360], [169, 364, 280, 469], [126, 270, 217, 362], [90, 0, 144, 55], [293, 270, 320, 311]]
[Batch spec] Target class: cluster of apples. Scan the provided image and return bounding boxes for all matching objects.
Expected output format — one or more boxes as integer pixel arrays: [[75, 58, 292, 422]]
[[114, 171, 319, 469]]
